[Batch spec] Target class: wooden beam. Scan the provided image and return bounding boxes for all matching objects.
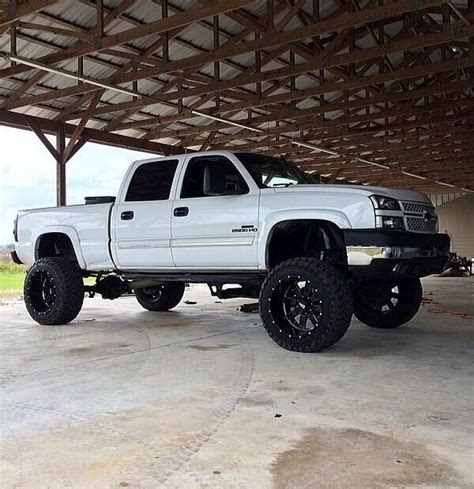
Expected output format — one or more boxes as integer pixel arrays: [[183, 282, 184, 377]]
[[48, 5, 474, 112], [3, 5, 462, 125], [154, 98, 474, 142], [17, 21, 95, 41], [0, 1, 454, 94], [216, 127, 474, 153], [10, 21, 16, 61], [64, 135, 89, 163], [114, 78, 474, 133], [274, 144, 474, 167], [215, 60, 473, 115], [0, 109, 182, 155], [106, 1, 458, 84], [205, 111, 474, 146], [0, 0, 260, 79], [0, 0, 59, 27], [2, 0, 145, 113], [327, 168, 344, 184], [96, 0, 104, 42], [62, 89, 103, 162], [24, 114, 60, 160], [145, 83, 474, 139], [56, 53, 473, 124], [102, 0, 137, 27]]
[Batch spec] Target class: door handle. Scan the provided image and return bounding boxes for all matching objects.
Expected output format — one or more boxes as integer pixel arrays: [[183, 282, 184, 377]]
[[121, 211, 134, 220], [174, 207, 189, 217]]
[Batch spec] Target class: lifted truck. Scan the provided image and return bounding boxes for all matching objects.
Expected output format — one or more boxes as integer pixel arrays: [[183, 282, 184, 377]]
[[12, 151, 450, 352]]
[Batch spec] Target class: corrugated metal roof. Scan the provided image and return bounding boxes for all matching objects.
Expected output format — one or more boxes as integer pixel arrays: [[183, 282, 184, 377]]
[[0, 0, 364, 135], [0, 0, 471, 193]]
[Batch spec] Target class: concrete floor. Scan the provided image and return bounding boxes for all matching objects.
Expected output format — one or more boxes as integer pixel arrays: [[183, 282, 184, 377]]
[[0, 276, 473, 488]]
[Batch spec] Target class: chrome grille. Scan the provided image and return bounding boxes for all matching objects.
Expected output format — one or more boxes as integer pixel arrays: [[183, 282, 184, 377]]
[[406, 217, 437, 233], [402, 201, 434, 214]]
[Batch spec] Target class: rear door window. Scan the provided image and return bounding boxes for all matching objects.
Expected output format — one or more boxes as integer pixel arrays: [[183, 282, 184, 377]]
[[125, 160, 179, 202]]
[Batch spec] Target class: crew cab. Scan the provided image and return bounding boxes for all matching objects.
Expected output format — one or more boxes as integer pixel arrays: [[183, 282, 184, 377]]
[[12, 151, 450, 352]]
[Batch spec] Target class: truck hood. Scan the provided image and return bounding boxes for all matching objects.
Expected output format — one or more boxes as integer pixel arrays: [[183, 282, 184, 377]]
[[273, 184, 432, 204]]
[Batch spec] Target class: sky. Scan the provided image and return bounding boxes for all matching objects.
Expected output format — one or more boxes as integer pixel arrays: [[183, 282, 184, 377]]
[[0, 126, 153, 245]]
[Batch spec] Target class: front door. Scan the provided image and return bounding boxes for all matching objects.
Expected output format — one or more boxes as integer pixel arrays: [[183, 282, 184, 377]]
[[112, 158, 180, 269], [171, 154, 259, 268]]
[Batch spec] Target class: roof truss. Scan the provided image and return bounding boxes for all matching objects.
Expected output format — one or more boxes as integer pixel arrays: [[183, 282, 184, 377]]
[[0, 0, 472, 193]]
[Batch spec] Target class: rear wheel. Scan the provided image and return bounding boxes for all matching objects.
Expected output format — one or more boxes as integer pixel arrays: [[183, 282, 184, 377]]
[[353, 278, 423, 329], [135, 283, 185, 311], [24, 257, 84, 325], [259, 258, 353, 352]]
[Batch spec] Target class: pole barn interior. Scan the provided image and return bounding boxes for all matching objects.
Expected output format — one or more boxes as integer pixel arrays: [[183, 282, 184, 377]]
[[0, 2, 473, 488]]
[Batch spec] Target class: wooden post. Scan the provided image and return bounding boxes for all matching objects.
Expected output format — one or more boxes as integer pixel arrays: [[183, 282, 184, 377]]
[[213, 14, 220, 109], [10, 22, 16, 66], [162, 0, 169, 63], [56, 122, 66, 206], [96, 0, 103, 43], [22, 115, 68, 206]]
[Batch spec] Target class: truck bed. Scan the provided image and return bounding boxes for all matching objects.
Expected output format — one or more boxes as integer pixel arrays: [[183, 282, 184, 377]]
[[16, 203, 115, 270]]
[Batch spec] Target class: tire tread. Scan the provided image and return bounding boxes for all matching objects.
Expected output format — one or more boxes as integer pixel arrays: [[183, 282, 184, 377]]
[[24, 257, 84, 325], [135, 283, 185, 311], [259, 258, 353, 352]]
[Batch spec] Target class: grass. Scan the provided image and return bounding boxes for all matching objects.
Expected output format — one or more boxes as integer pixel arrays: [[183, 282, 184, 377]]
[[0, 257, 26, 297]]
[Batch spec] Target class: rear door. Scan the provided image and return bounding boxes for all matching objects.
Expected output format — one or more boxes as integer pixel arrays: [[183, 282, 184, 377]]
[[171, 153, 260, 268], [112, 158, 181, 269]]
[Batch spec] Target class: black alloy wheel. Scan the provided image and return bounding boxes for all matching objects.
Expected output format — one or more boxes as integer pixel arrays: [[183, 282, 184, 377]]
[[363, 284, 400, 314], [135, 282, 185, 311], [140, 286, 165, 303], [259, 258, 353, 352], [272, 276, 323, 339], [27, 269, 57, 315], [24, 257, 84, 325], [353, 278, 423, 328]]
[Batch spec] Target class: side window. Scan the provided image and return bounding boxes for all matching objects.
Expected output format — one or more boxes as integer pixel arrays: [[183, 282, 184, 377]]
[[180, 156, 249, 198], [125, 159, 179, 202]]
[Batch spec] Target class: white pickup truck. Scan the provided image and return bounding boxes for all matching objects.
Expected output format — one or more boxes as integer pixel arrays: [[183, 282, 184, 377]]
[[12, 150, 450, 352]]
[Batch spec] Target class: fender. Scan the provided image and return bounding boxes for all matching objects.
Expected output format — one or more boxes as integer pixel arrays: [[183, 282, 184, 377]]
[[33, 226, 87, 270], [257, 209, 351, 268]]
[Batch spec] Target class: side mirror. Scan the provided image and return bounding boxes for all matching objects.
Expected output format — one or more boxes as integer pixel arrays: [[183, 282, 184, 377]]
[[203, 164, 227, 195]]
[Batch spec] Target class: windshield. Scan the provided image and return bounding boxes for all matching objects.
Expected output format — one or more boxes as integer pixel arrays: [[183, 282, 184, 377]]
[[236, 153, 317, 188]]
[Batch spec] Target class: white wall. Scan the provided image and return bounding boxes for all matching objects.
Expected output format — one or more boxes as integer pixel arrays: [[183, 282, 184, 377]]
[[437, 194, 474, 258]]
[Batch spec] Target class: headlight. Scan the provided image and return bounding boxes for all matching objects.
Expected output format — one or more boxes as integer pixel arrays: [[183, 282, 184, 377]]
[[371, 195, 401, 210], [381, 216, 405, 230]]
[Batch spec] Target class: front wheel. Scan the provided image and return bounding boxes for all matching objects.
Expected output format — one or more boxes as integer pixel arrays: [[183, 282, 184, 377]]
[[134, 283, 185, 311], [259, 258, 353, 352], [24, 257, 84, 325], [353, 278, 423, 329]]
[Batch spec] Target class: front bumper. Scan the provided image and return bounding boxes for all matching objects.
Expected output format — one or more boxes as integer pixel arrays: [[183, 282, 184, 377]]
[[344, 229, 450, 279]]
